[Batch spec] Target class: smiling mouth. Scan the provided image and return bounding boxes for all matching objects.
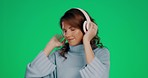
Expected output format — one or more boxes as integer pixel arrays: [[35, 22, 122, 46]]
[[68, 38, 75, 42]]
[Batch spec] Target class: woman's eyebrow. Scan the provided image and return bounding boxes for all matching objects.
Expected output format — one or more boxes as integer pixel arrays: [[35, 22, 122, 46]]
[[62, 26, 73, 30], [69, 26, 74, 29]]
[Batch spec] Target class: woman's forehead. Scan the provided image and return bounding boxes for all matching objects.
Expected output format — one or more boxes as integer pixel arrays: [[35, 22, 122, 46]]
[[62, 22, 72, 29]]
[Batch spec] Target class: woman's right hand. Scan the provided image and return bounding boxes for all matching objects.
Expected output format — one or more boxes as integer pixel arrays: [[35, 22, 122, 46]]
[[43, 34, 66, 56]]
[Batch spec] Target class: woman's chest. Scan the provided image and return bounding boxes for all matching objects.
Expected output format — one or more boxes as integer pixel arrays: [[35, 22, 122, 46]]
[[56, 55, 86, 78]]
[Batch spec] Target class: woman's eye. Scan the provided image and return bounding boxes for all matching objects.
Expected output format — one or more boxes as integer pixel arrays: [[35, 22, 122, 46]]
[[71, 28, 75, 31]]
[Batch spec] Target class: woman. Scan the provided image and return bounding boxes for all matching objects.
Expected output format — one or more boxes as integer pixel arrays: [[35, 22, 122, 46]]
[[25, 8, 110, 78]]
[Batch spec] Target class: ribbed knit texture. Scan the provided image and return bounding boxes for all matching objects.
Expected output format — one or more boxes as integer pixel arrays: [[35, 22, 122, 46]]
[[25, 44, 110, 78]]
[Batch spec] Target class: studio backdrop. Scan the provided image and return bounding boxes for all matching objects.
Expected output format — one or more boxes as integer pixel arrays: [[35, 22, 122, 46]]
[[1, 0, 148, 78]]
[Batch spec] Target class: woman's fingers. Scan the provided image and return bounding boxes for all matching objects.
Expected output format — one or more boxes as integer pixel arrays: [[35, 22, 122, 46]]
[[55, 34, 65, 42], [54, 34, 66, 47], [92, 22, 97, 29], [88, 22, 98, 32]]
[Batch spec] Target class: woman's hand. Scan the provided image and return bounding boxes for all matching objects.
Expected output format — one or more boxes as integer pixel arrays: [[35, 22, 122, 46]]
[[83, 22, 97, 64], [51, 34, 65, 47], [83, 22, 98, 43], [44, 34, 65, 56]]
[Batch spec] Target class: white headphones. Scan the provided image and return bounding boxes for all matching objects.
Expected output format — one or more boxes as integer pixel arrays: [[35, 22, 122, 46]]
[[62, 8, 91, 35], [76, 8, 91, 33]]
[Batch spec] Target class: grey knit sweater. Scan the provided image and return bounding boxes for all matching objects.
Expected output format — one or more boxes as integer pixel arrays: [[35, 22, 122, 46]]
[[25, 44, 110, 78]]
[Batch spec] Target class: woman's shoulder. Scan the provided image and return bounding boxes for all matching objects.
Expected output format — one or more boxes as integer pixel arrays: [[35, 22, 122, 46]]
[[93, 47, 110, 55], [49, 50, 66, 62], [49, 49, 65, 59], [49, 49, 61, 56]]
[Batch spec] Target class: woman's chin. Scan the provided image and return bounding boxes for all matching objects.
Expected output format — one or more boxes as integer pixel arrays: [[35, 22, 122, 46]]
[[68, 42, 82, 46]]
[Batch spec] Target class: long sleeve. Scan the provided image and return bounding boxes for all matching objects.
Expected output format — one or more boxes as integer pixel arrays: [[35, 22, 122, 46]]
[[79, 48, 110, 78], [25, 51, 56, 78]]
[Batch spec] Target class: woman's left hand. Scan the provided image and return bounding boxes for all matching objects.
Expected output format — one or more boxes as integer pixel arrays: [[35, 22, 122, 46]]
[[83, 22, 98, 42]]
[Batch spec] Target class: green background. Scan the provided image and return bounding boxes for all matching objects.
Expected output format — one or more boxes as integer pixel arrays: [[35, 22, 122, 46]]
[[1, 0, 148, 78]]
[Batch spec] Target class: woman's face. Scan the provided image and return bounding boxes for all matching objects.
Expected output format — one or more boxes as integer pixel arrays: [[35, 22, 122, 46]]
[[62, 22, 83, 46]]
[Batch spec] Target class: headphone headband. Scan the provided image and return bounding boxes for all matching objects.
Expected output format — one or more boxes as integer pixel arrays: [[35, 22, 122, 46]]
[[76, 8, 91, 22]]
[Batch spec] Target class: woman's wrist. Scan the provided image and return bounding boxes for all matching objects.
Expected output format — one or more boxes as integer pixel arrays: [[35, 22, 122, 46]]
[[43, 42, 55, 56], [83, 39, 90, 46], [83, 38, 90, 44]]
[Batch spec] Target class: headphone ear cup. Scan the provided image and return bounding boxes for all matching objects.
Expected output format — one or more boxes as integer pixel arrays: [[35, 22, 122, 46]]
[[86, 21, 90, 31], [83, 21, 90, 33], [83, 21, 87, 33]]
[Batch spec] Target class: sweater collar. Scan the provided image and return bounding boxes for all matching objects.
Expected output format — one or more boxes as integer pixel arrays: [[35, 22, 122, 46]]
[[69, 44, 85, 55]]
